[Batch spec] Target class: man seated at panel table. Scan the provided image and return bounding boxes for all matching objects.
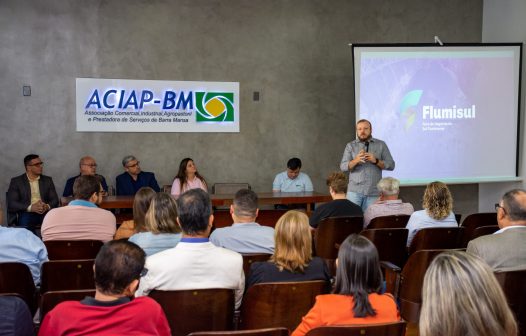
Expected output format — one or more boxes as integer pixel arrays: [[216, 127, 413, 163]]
[[272, 157, 314, 192], [210, 189, 275, 254], [363, 177, 414, 228], [116, 155, 161, 196], [136, 189, 244, 309], [309, 172, 362, 228], [63, 156, 108, 197], [7, 154, 59, 234], [39, 240, 171, 335], [41, 175, 116, 242]]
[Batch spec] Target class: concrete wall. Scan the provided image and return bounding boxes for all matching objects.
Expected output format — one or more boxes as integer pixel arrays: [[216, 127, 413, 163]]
[[0, 0, 483, 221]]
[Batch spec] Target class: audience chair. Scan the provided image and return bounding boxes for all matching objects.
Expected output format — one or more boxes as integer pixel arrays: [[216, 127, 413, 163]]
[[188, 328, 289, 336], [40, 259, 95, 294], [44, 240, 103, 260], [495, 270, 526, 336], [213, 210, 234, 228], [459, 212, 497, 247], [239, 280, 328, 331], [368, 215, 410, 229], [213, 183, 251, 195], [470, 225, 499, 241], [242, 254, 272, 277], [0, 263, 37, 314], [305, 321, 407, 336], [381, 249, 453, 323], [40, 289, 95, 321], [257, 210, 288, 228], [360, 228, 409, 267], [408, 227, 462, 255], [149, 288, 234, 336]]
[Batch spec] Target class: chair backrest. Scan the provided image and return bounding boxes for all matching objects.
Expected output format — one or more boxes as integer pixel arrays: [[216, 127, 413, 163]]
[[408, 227, 462, 255], [149, 288, 234, 336], [459, 212, 498, 247], [40, 289, 96, 321], [188, 328, 290, 336], [470, 225, 499, 241], [44, 240, 103, 260], [314, 216, 363, 259], [368, 215, 410, 229], [239, 280, 328, 331], [213, 183, 251, 195], [242, 254, 272, 277], [305, 321, 407, 336], [494, 270, 526, 336], [40, 259, 95, 294], [398, 249, 449, 323], [0, 262, 37, 314], [360, 228, 409, 267]]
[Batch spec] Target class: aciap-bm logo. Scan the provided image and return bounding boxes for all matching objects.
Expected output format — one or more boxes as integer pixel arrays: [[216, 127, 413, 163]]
[[399, 90, 422, 130], [195, 92, 234, 122]]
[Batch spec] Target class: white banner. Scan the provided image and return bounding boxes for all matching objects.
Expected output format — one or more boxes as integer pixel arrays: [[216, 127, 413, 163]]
[[76, 78, 239, 132]]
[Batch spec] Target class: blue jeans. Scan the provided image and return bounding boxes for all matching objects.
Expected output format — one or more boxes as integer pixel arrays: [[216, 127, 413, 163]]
[[17, 212, 45, 235], [346, 192, 377, 212]]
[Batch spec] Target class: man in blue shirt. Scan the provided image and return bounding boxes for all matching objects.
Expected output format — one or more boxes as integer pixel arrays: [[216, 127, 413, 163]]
[[272, 158, 314, 192], [115, 155, 160, 196]]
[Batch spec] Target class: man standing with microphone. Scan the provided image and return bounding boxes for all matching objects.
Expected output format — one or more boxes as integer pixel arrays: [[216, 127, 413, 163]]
[[340, 119, 395, 211]]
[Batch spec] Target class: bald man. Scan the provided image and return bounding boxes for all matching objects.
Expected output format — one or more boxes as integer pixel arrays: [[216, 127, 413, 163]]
[[63, 156, 108, 197]]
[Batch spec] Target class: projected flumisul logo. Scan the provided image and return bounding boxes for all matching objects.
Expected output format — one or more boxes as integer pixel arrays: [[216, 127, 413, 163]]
[[399, 90, 423, 131]]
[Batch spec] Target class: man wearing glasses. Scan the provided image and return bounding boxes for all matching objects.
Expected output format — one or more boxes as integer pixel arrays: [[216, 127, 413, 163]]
[[7, 154, 59, 233], [467, 189, 526, 271], [62, 156, 109, 197], [41, 175, 116, 242], [116, 155, 160, 196]]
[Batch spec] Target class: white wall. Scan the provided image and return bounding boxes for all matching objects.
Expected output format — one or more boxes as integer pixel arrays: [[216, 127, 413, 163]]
[[479, 0, 526, 210]]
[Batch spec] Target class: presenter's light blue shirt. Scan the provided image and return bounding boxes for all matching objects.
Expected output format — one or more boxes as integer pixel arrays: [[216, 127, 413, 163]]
[[210, 222, 275, 254], [272, 171, 313, 192], [129, 232, 182, 256], [0, 226, 48, 285]]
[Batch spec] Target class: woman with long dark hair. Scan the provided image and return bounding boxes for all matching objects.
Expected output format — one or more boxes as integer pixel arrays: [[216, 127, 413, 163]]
[[292, 234, 399, 336], [170, 158, 207, 197]]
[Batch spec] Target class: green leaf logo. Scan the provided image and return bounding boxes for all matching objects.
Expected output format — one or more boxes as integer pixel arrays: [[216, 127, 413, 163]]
[[195, 92, 234, 122]]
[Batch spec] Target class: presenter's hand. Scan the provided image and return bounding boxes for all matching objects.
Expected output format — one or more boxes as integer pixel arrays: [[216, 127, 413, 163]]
[[364, 153, 377, 163]]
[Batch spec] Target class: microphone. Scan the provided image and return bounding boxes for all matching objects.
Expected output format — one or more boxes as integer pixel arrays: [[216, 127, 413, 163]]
[[364, 141, 369, 152]]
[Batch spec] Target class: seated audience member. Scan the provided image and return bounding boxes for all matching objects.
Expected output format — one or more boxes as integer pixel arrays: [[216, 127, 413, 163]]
[[467, 189, 526, 271], [7, 154, 59, 233], [405, 181, 457, 246], [419, 251, 517, 336], [39, 240, 171, 336], [116, 155, 160, 196], [63, 156, 108, 197], [114, 187, 156, 240], [41, 175, 116, 242], [0, 205, 47, 285], [273, 157, 313, 192], [170, 158, 208, 197], [363, 177, 414, 227], [210, 189, 274, 254], [129, 193, 182, 256], [247, 211, 331, 288], [292, 234, 399, 336], [309, 172, 362, 228], [136, 189, 244, 308], [0, 296, 34, 336]]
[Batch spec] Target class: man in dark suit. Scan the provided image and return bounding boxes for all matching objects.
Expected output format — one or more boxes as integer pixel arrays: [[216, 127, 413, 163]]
[[467, 189, 526, 272], [7, 154, 59, 233], [63, 156, 108, 197], [115, 155, 160, 196]]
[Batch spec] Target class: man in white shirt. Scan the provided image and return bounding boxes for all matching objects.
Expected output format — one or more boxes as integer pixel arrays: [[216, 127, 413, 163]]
[[136, 189, 244, 308]]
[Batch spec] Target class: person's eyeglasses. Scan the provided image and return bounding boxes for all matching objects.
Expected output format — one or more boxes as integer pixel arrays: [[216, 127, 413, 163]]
[[28, 162, 44, 167], [126, 161, 140, 168], [82, 163, 97, 168], [140, 268, 148, 277], [495, 203, 506, 214]]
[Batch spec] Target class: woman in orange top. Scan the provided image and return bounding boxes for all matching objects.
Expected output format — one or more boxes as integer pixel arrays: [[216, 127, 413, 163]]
[[292, 234, 400, 336]]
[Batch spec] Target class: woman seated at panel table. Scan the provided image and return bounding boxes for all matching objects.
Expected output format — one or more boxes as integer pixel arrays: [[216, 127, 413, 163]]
[[291, 234, 400, 336], [405, 181, 458, 247], [114, 187, 156, 240], [170, 158, 208, 197], [128, 193, 182, 256], [246, 210, 331, 288]]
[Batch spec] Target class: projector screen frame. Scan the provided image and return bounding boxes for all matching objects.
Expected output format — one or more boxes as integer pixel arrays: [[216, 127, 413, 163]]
[[351, 42, 523, 186]]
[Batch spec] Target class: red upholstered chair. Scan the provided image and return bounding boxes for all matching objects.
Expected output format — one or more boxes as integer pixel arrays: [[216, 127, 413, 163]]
[[304, 321, 407, 336]]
